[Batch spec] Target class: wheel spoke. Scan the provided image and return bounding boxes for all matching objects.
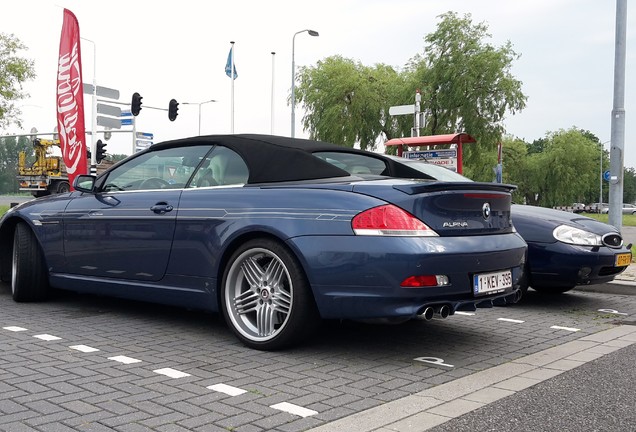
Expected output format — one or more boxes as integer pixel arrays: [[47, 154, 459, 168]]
[[234, 290, 259, 314], [241, 256, 264, 287], [256, 303, 276, 336], [271, 290, 292, 313], [264, 259, 286, 289]]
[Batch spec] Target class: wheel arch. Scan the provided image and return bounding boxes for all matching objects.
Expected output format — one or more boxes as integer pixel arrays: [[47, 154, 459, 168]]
[[215, 230, 315, 309], [0, 216, 47, 283]]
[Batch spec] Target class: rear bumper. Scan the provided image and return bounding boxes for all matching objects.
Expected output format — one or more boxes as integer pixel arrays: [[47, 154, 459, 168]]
[[288, 233, 527, 320]]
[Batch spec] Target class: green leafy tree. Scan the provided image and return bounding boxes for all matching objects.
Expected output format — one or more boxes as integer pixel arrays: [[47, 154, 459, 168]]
[[522, 129, 598, 207], [623, 167, 636, 204], [0, 33, 36, 129], [0, 135, 32, 194]]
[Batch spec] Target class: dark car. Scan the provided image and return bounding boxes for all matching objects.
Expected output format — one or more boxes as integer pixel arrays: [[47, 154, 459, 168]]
[[0, 134, 526, 350], [306, 147, 631, 295]]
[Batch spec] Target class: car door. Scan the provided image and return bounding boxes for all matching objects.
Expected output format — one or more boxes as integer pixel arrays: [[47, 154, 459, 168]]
[[62, 145, 212, 282]]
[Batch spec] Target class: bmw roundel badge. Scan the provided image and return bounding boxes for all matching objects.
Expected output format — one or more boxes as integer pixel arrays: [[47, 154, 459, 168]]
[[482, 203, 491, 220]]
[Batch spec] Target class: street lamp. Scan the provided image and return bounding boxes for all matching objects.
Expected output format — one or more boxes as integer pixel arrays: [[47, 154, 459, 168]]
[[291, 29, 319, 138], [183, 99, 217, 135]]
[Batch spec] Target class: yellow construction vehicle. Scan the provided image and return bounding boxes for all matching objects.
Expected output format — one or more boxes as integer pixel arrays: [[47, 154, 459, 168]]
[[17, 138, 70, 197]]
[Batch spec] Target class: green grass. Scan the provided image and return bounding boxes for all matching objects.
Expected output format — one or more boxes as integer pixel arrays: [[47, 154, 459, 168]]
[[0, 205, 8, 217], [582, 212, 636, 227]]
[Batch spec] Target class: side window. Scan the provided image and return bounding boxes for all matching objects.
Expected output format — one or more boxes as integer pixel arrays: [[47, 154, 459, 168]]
[[189, 146, 249, 188], [100, 145, 212, 192]]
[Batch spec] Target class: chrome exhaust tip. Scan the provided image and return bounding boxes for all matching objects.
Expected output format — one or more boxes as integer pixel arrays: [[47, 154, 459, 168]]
[[435, 305, 451, 319], [417, 306, 435, 321]]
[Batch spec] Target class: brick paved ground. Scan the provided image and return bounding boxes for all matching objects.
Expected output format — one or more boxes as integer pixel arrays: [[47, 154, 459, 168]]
[[1, 282, 635, 431]]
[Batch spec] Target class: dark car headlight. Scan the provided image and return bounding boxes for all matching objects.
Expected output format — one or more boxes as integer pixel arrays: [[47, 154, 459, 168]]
[[553, 225, 602, 246]]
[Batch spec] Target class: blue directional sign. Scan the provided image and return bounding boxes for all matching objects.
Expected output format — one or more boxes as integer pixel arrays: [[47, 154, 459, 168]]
[[136, 132, 153, 140], [603, 170, 611, 182], [120, 110, 133, 126]]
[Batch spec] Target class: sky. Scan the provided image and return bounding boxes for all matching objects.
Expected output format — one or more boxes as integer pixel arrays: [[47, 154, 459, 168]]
[[1, 0, 634, 167]]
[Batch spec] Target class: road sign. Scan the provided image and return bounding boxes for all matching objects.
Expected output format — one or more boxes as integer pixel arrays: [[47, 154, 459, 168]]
[[136, 132, 154, 140], [389, 104, 415, 116], [404, 149, 458, 159], [83, 84, 120, 100], [97, 103, 122, 117], [96, 116, 121, 129], [603, 170, 611, 182]]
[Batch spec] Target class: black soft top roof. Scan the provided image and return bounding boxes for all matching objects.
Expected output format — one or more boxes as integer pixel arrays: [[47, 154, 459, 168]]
[[151, 134, 353, 184]]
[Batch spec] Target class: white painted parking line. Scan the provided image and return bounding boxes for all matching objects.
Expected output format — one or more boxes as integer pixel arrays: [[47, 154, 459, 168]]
[[153, 368, 191, 378], [455, 311, 475, 316], [551, 325, 580, 332], [270, 402, 318, 418], [69, 345, 100, 353], [207, 383, 247, 396], [3, 326, 28, 332], [33, 334, 62, 341], [498, 318, 525, 323], [108, 355, 142, 364]]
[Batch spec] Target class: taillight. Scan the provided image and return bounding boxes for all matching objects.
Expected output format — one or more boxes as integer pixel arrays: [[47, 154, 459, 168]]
[[352, 204, 438, 237], [401, 275, 450, 287]]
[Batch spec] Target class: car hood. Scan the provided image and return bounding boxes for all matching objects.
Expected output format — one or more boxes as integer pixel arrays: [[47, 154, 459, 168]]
[[512, 204, 621, 243]]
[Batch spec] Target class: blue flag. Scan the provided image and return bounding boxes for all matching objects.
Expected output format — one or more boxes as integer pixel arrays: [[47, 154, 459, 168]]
[[225, 47, 237, 79]]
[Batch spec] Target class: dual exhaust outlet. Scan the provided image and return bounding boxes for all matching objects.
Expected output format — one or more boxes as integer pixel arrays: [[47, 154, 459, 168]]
[[417, 304, 451, 321]]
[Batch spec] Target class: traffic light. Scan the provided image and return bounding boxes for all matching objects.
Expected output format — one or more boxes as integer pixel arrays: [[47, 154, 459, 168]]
[[96, 139, 107, 163], [131, 92, 143, 116], [168, 99, 179, 121]]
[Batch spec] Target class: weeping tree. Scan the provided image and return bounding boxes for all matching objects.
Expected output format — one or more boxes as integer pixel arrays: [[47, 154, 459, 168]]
[[294, 12, 527, 177], [295, 56, 408, 150], [405, 12, 527, 180]]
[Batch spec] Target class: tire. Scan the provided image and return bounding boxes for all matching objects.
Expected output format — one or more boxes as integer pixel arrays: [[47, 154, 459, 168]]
[[221, 238, 320, 350], [12, 223, 49, 302], [531, 285, 574, 295], [56, 181, 70, 194]]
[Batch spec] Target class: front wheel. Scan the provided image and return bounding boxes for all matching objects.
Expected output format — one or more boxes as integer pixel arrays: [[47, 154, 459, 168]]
[[221, 238, 320, 350], [12, 223, 49, 302]]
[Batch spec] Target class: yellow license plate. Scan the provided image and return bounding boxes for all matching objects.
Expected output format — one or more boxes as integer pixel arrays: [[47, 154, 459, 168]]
[[615, 253, 632, 267]]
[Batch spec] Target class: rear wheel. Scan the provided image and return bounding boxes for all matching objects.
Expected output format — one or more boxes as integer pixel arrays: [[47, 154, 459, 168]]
[[221, 238, 320, 350], [12, 223, 49, 302]]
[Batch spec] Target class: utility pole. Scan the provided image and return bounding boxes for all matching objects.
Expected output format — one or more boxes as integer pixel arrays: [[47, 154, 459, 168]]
[[608, 0, 627, 231]]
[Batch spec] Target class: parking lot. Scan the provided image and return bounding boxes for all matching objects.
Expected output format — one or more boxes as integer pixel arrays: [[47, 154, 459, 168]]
[[2, 280, 635, 431]]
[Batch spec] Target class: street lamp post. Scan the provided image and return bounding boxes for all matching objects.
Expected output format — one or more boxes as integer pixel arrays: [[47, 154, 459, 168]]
[[183, 99, 217, 135], [291, 29, 319, 138]]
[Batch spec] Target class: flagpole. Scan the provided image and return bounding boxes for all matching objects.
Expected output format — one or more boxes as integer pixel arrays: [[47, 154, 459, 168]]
[[230, 41, 235, 133], [271, 51, 276, 135]]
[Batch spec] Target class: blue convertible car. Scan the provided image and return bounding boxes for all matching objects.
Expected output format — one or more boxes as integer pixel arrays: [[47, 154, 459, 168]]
[[0, 134, 527, 350]]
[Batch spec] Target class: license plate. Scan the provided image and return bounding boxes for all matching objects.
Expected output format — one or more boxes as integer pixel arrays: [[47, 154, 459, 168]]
[[473, 270, 513, 295], [615, 253, 632, 267]]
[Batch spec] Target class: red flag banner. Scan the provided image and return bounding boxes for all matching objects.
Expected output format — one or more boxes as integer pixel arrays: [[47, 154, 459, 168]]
[[56, 8, 87, 190]]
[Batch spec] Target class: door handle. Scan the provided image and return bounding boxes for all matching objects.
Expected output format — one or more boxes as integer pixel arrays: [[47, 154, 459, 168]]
[[150, 203, 174, 214]]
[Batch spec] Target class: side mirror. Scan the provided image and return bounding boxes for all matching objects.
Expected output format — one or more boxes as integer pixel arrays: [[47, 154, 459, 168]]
[[73, 175, 96, 193]]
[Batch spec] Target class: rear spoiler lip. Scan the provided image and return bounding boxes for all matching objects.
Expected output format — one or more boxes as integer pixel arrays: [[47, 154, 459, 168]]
[[392, 181, 517, 195]]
